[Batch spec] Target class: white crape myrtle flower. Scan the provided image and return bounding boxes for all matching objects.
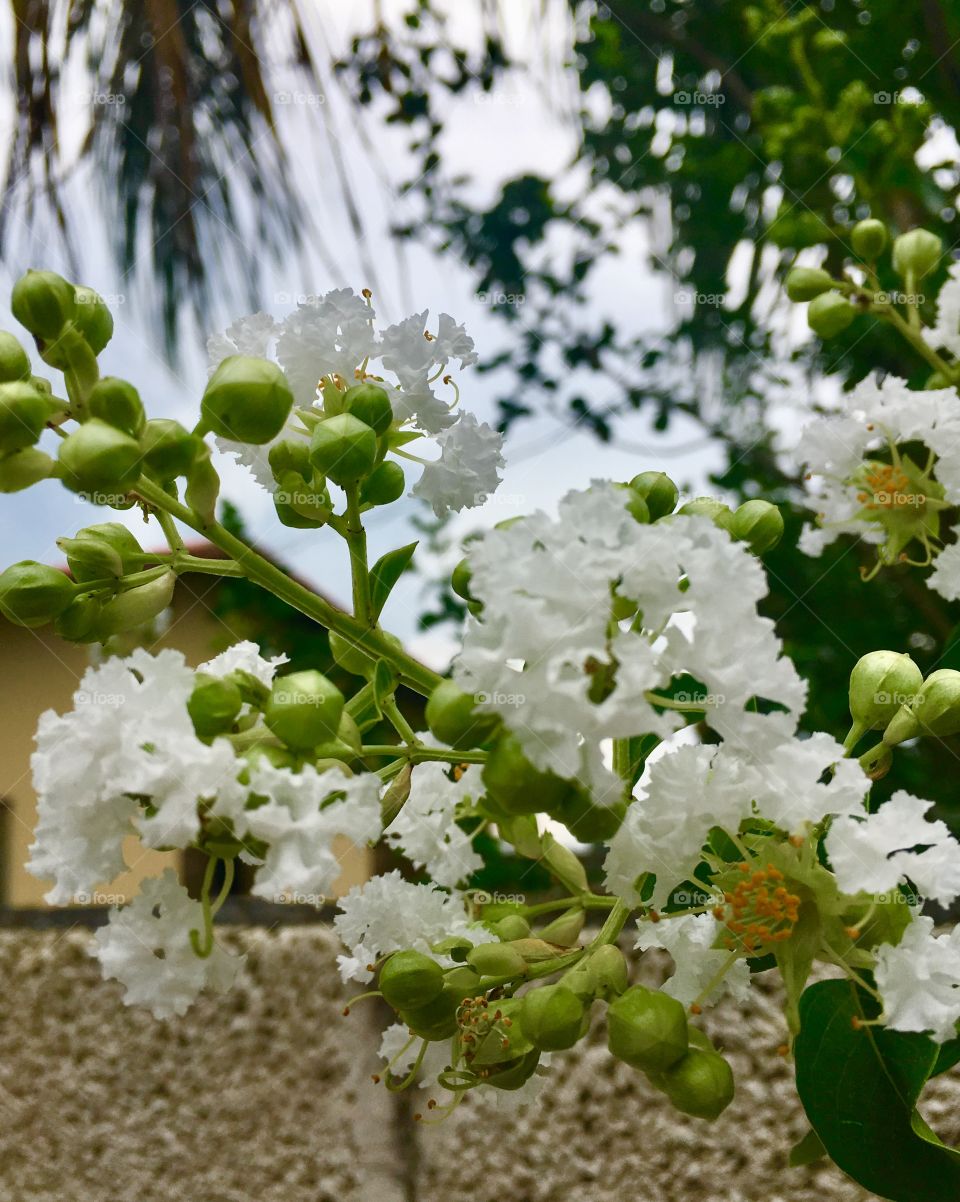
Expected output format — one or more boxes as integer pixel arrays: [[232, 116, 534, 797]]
[[385, 762, 484, 887], [241, 761, 382, 903], [454, 484, 806, 800], [198, 639, 289, 686], [378, 309, 478, 433], [795, 372, 960, 583], [875, 915, 960, 1042], [411, 413, 505, 518], [826, 790, 960, 907], [333, 869, 484, 984], [926, 541, 960, 601], [93, 870, 241, 1019], [929, 260, 960, 360], [636, 913, 751, 1008], [276, 288, 376, 407]]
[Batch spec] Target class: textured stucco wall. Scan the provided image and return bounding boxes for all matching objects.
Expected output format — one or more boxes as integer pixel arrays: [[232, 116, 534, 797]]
[[0, 924, 957, 1202]]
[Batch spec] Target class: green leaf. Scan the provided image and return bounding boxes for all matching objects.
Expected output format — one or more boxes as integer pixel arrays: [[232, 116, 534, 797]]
[[788, 1127, 826, 1168], [625, 732, 660, 787], [795, 979, 960, 1201], [372, 658, 397, 709], [932, 1034, 960, 1078], [369, 541, 417, 620]]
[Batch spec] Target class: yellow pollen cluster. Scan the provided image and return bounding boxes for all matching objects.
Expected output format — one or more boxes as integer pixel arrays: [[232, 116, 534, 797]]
[[457, 996, 513, 1064], [857, 463, 914, 510], [714, 863, 801, 952]]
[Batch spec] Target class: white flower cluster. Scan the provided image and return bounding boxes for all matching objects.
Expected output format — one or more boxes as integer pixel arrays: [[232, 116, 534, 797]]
[[208, 290, 503, 516], [29, 641, 382, 1018], [454, 484, 807, 802], [384, 762, 484, 888]]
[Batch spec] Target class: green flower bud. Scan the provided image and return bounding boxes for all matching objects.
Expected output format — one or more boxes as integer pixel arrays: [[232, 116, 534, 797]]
[[451, 558, 475, 602], [519, 984, 584, 1051], [617, 482, 649, 524], [0, 331, 31, 382], [883, 668, 960, 745], [629, 471, 678, 520], [240, 742, 298, 776], [536, 907, 585, 947], [309, 413, 378, 485], [399, 986, 460, 1040], [784, 267, 835, 301], [58, 418, 142, 494], [201, 355, 294, 444], [607, 985, 688, 1072], [268, 438, 312, 483], [552, 789, 625, 842], [264, 669, 345, 750], [426, 679, 500, 750], [847, 651, 922, 750], [591, 944, 629, 999], [75, 522, 143, 570], [677, 497, 735, 531], [0, 560, 74, 627], [88, 377, 145, 438], [0, 446, 54, 492], [807, 291, 856, 338], [851, 219, 888, 261], [57, 534, 124, 582], [489, 915, 531, 941], [482, 732, 578, 815], [11, 270, 76, 340], [0, 381, 53, 453], [274, 497, 327, 529], [141, 419, 197, 480], [72, 286, 114, 354], [730, 499, 784, 554], [360, 460, 405, 506], [94, 570, 176, 638], [54, 591, 102, 641], [660, 1049, 735, 1120], [187, 672, 244, 738], [466, 942, 528, 978], [344, 382, 394, 435], [892, 229, 942, 280], [379, 950, 445, 1010]]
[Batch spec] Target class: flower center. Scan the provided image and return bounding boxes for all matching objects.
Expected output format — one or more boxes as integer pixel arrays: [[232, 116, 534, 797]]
[[714, 863, 801, 952], [856, 462, 922, 511]]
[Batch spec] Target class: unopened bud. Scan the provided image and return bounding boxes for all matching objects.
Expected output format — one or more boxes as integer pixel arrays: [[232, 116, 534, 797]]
[[660, 1049, 735, 1120], [731, 499, 784, 554], [0, 381, 54, 453], [0, 332, 31, 382], [379, 950, 445, 1011], [482, 732, 578, 815], [892, 229, 942, 280], [57, 535, 124, 582], [850, 219, 887, 261], [268, 438, 312, 483], [426, 679, 500, 750], [519, 984, 584, 1051], [785, 267, 834, 301], [629, 471, 678, 520], [489, 915, 531, 941], [187, 672, 244, 738], [807, 291, 855, 338], [536, 907, 585, 947], [0, 560, 74, 627], [450, 558, 475, 602], [0, 446, 54, 492], [677, 497, 735, 531], [11, 270, 76, 340], [360, 460, 405, 506], [607, 985, 688, 1072], [94, 570, 176, 637], [88, 377, 145, 438], [201, 355, 294, 444], [846, 650, 922, 752], [58, 418, 141, 492], [309, 413, 378, 485], [399, 987, 460, 1041], [883, 668, 960, 745], [553, 789, 626, 842], [264, 669, 345, 750], [466, 941, 528, 978], [54, 591, 102, 641], [591, 944, 629, 999], [72, 286, 114, 354], [344, 382, 394, 436], [141, 419, 197, 480]]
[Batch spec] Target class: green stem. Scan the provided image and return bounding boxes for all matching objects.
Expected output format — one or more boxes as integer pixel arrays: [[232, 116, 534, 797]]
[[132, 475, 441, 696], [344, 484, 374, 627], [155, 508, 186, 554], [360, 744, 487, 765], [381, 696, 420, 746], [590, 898, 631, 949], [189, 855, 220, 959]]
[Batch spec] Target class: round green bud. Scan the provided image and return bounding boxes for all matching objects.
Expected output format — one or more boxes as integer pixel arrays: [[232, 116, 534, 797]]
[[730, 499, 784, 554], [264, 669, 345, 750], [275, 498, 326, 529], [807, 291, 856, 338], [677, 497, 735, 531], [851, 219, 888, 262], [344, 382, 394, 436], [591, 944, 629, 1000], [268, 437, 312, 483], [54, 591, 102, 641], [0, 381, 53, 453], [466, 942, 528, 978], [58, 534, 123, 582], [58, 419, 141, 494], [489, 915, 531, 941], [88, 377, 145, 438], [141, 419, 196, 480], [11, 270, 76, 340], [849, 651, 922, 737], [72, 286, 114, 353], [399, 986, 460, 1041], [0, 446, 54, 492], [0, 331, 31, 382], [519, 984, 584, 1051], [451, 558, 474, 602], [93, 570, 176, 638], [379, 950, 445, 1011], [621, 485, 650, 524], [784, 266, 835, 302], [426, 679, 500, 750], [629, 471, 678, 520], [606, 985, 689, 1073], [0, 560, 74, 627], [892, 229, 942, 280], [187, 672, 244, 738], [536, 907, 585, 947], [883, 668, 960, 745], [360, 460, 405, 506], [309, 413, 378, 485], [241, 742, 298, 776], [201, 355, 294, 444], [75, 522, 143, 570], [660, 1049, 735, 1120], [553, 788, 625, 842], [482, 731, 577, 815]]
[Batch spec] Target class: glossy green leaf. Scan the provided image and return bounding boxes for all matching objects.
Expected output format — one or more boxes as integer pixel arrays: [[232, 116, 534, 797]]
[[369, 541, 417, 620]]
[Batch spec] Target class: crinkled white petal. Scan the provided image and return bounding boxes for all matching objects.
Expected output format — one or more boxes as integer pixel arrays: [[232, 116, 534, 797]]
[[875, 915, 960, 1042], [635, 913, 751, 1008]]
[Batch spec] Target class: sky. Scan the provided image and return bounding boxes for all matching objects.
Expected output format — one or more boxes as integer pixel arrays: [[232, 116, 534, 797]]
[[0, 0, 740, 667]]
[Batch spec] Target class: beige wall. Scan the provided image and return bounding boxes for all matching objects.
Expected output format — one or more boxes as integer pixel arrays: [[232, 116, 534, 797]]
[[0, 575, 369, 906]]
